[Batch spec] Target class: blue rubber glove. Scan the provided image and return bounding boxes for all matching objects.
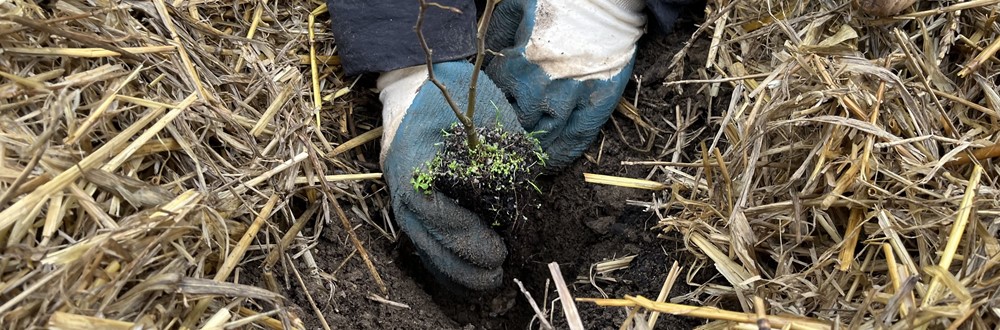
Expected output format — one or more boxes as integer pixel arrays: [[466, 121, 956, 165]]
[[378, 62, 524, 291], [485, 0, 647, 170]]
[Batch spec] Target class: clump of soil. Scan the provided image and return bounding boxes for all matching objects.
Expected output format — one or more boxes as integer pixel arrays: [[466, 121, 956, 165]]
[[413, 123, 546, 228]]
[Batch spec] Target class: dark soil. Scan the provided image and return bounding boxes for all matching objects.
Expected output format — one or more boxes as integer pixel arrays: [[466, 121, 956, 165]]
[[246, 14, 728, 330], [424, 124, 544, 229]]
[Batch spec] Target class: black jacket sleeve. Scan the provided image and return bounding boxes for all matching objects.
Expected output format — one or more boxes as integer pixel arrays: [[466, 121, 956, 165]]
[[645, 0, 703, 35], [326, 0, 477, 76]]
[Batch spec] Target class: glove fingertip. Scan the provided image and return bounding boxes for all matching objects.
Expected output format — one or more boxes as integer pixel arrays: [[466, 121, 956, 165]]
[[395, 204, 505, 291], [485, 0, 529, 52], [398, 190, 509, 267]]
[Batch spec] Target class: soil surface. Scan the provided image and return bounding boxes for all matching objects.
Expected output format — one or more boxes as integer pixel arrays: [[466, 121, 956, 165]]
[[248, 13, 726, 330]]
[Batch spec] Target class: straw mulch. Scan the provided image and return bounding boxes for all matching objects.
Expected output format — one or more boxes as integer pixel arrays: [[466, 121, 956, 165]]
[[584, 0, 1000, 328], [0, 0, 388, 328], [3, 0, 1000, 328]]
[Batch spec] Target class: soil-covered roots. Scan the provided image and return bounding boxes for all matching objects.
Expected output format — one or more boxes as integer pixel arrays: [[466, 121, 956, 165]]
[[413, 124, 546, 228]]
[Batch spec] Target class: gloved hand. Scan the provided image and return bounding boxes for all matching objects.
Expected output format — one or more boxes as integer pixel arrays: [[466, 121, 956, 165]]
[[378, 62, 524, 291], [484, 0, 647, 170]]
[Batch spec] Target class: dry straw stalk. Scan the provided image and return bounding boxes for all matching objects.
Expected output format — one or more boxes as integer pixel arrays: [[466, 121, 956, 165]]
[[584, 0, 1000, 328], [1, 0, 385, 328]]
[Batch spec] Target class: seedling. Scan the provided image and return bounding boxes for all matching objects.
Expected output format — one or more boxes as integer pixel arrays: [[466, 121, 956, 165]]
[[421, 122, 546, 227], [411, 0, 547, 227]]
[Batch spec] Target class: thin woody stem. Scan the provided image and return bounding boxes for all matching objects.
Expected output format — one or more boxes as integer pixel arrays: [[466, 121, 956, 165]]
[[467, 0, 498, 121], [415, 0, 481, 150]]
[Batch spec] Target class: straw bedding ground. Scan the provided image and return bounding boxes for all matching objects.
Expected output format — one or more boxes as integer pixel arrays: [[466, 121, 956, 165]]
[[0, 0, 386, 328], [582, 0, 1000, 328], [1, 0, 999, 329]]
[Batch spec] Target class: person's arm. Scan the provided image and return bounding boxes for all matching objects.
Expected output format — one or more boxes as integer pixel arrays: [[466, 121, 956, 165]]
[[324, 0, 517, 291], [323, 0, 701, 292], [325, 0, 478, 76]]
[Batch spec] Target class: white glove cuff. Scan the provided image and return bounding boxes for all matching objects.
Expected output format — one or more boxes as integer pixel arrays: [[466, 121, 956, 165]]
[[376, 65, 429, 167], [524, 0, 646, 81]]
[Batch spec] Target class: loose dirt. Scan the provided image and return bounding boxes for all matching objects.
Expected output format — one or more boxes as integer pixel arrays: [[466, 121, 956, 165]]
[[248, 13, 726, 330]]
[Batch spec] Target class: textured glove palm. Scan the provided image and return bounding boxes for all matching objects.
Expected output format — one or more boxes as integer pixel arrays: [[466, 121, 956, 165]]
[[380, 62, 523, 291]]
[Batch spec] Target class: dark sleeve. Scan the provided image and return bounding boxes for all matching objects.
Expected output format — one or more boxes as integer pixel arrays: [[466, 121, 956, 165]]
[[645, 0, 703, 34], [326, 0, 477, 76]]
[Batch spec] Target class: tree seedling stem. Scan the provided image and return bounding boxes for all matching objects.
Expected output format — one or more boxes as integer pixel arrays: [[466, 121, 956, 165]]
[[415, 0, 498, 152], [411, 1, 545, 225], [467, 0, 497, 123]]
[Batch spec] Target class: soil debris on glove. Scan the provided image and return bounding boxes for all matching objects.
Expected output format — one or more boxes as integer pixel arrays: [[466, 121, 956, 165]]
[[412, 123, 546, 228]]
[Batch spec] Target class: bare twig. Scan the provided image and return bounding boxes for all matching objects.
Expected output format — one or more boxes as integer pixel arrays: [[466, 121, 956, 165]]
[[415, 0, 480, 149], [514, 278, 555, 330], [466, 0, 498, 120], [289, 254, 333, 330], [367, 294, 411, 309]]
